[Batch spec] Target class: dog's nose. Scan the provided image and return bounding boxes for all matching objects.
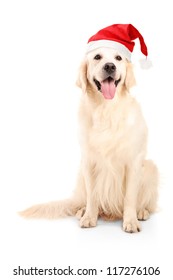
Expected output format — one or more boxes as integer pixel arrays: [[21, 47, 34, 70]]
[[103, 63, 116, 74]]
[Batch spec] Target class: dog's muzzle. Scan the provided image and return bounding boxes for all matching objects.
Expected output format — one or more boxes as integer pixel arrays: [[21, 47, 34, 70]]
[[94, 75, 121, 100]]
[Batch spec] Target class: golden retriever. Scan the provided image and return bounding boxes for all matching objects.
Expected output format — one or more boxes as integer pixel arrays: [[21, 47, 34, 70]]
[[20, 47, 159, 233]]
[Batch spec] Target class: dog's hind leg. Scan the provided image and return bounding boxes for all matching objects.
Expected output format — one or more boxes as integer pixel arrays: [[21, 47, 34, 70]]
[[137, 159, 159, 220]]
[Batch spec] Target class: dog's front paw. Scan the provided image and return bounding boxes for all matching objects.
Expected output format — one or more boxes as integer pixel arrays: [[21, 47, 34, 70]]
[[79, 214, 97, 228], [123, 218, 141, 233]]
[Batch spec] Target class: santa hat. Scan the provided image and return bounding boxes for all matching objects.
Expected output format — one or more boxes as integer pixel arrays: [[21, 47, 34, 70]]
[[86, 24, 152, 69]]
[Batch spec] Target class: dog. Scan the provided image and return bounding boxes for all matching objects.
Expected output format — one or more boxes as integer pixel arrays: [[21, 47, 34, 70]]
[[20, 47, 159, 233]]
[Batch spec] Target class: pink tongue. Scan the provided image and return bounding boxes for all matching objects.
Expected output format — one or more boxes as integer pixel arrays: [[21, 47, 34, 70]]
[[101, 80, 116, 99]]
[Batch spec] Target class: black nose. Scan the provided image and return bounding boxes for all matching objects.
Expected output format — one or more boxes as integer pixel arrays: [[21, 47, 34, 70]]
[[103, 63, 116, 74]]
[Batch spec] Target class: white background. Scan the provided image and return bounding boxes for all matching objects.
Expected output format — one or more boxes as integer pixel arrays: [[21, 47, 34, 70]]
[[0, 0, 173, 279]]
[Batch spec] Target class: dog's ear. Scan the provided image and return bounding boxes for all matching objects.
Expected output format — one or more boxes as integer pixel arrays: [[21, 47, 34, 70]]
[[125, 62, 136, 91], [76, 60, 88, 93]]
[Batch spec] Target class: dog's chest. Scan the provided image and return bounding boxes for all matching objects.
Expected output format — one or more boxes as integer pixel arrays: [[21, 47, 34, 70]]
[[79, 96, 146, 161], [90, 103, 135, 147]]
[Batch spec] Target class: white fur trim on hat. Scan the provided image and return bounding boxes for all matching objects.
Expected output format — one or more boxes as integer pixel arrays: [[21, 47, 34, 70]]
[[86, 39, 132, 61]]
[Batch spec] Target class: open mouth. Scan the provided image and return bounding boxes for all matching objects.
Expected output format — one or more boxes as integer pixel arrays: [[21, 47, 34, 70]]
[[94, 76, 121, 99]]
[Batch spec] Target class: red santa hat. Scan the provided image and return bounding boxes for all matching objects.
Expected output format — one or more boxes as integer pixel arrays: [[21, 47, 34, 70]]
[[86, 24, 151, 68]]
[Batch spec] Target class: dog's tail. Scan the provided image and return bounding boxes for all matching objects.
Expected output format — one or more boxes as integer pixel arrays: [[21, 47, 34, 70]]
[[19, 198, 81, 219]]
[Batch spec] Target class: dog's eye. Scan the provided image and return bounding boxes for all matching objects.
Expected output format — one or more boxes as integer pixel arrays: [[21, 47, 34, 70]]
[[115, 55, 122, 61], [94, 54, 102, 60]]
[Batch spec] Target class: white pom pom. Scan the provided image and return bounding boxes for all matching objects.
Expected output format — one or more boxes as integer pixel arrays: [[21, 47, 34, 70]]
[[139, 57, 152, 69]]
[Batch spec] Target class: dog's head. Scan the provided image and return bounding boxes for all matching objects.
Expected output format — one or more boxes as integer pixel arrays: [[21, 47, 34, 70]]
[[77, 47, 135, 99]]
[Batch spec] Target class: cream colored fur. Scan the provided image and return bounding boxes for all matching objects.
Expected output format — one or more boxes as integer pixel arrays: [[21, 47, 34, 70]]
[[20, 48, 159, 233]]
